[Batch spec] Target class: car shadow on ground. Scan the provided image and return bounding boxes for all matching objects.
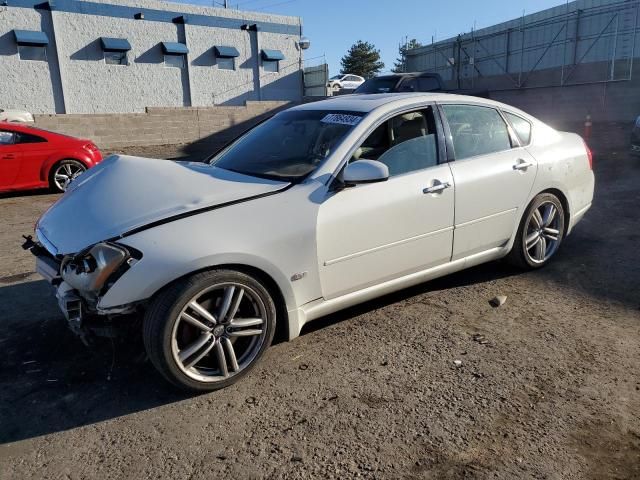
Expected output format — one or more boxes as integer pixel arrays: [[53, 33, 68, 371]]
[[300, 260, 523, 336], [0, 260, 521, 445], [0, 281, 192, 445], [0, 189, 58, 200]]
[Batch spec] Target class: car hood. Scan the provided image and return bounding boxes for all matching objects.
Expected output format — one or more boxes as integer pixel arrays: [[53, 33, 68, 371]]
[[36, 155, 290, 255]]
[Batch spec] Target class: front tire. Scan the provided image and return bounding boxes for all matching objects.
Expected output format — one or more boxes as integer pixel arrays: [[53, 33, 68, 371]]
[[507, 193, 565, 269], [143, 270, 276, 392]]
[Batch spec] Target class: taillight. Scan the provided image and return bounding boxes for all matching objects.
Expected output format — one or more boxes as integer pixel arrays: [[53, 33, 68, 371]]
[[583, 140, 593, 170], [83, 143, 98, 152]]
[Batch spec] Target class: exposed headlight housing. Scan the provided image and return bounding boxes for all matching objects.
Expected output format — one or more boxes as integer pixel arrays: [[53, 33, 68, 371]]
[[61, 242, 129, 293]]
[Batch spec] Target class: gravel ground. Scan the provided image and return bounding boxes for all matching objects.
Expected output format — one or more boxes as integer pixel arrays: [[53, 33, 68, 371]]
[[0, 137, 638, 479]]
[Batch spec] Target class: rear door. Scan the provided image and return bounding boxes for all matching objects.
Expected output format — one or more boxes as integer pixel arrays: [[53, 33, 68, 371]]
[[439, 103, 538, 260], [0, 130, 22, 189]]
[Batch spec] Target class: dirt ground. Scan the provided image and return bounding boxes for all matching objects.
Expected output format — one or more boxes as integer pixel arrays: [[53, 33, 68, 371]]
[[0, 130, 639, 479]]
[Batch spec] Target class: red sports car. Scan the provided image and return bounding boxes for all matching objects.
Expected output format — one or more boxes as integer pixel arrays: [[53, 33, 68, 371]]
[[0, 122, 103, 193]]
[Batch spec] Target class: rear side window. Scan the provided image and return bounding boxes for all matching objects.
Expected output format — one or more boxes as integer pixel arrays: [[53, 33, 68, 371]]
[[505, 112, 532, 145], [16, 132, 47, 144], [442, 104, 512, 160]]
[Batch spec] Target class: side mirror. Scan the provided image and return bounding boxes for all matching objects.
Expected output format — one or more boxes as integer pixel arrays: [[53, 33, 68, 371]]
[[342, 160, 389, 185]]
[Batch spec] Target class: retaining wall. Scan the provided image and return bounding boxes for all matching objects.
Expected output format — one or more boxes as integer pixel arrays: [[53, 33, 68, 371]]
[[33, 101, 291, 149]]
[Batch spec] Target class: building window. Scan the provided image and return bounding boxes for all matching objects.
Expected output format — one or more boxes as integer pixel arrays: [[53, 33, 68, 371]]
[[217, 56, 235, 70], [100, 37, 131, 66], [214, 46, 239, 71], [263, 60, 279, 73], [105, 51, 128, 66], [18, 45, 47, 62], [260, 49, 284, 73], [13, 30, 49, 62], [165, 54, 185, 69]]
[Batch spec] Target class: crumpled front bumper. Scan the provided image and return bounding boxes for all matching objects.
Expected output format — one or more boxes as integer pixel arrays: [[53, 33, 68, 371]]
[[26, 235, 136, 340], [32, 246, 87, 332]]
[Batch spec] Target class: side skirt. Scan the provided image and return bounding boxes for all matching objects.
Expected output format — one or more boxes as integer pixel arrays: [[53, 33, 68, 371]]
[[290, 246, 507, 339]]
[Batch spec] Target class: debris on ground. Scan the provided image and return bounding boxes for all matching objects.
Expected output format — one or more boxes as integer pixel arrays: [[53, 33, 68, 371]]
[[489, 295, 508, 308], [472, 333, 490, 345]]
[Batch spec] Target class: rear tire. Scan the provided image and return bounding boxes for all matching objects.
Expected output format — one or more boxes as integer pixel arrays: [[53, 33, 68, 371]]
[[507, 193, 565, 269], [49, 159, 86, 192], [143, 269, 276, 392]]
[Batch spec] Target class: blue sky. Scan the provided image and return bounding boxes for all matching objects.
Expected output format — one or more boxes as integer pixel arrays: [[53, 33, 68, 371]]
[[172, 0, 566, 75]]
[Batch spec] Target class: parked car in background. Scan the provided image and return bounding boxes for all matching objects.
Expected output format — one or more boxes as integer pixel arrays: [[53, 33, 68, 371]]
[[631, 115, 640, 155], [327, 74, 365, 91], [354, 72, 488, 98], [0, 108, 34, 123], [27, 93, 594, 392], [0, 122, 102, 193]]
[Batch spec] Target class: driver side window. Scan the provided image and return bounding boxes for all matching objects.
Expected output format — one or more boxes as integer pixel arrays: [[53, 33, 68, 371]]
[[0, 131, 15, 145], [350, 107, 439, 176]]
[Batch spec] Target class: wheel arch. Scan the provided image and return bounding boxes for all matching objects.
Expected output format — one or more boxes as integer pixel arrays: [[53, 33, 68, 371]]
[[137, 262, 292, 344], [41, 156, 91, 183], [506, 186, 572, 254]]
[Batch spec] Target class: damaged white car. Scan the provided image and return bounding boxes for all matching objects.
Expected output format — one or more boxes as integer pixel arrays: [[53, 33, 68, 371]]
[[26, 93, 594, 391]]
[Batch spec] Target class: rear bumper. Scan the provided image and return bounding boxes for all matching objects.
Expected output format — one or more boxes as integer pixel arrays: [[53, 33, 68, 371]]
[[568, 202, 591, 234]]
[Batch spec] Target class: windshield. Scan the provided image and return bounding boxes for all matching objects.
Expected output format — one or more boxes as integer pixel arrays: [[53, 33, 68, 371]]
[[354, 77, 399, 94], [329, 75, 343, 80], [211, 110, 364, 182]]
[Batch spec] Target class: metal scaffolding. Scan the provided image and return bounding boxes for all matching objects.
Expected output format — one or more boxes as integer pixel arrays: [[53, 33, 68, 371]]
[[405, 0, 640, 90]]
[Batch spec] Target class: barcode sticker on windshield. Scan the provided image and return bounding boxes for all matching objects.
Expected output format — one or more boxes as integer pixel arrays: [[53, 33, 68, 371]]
[[321, 113, 362, 126]]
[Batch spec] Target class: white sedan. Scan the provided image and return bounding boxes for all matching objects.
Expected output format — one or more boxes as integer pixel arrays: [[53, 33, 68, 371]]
[[328, 74, 365, 91], [28, 93, 594, 391], [0, 108, 34, 123]]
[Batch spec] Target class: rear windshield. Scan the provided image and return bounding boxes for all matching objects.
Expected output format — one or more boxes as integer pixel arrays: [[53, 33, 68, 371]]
[[354, 77, 399, 94]]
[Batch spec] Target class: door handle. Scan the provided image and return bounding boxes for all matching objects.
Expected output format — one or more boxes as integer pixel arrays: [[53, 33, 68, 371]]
[[1, 154, 15, 160], [423, 181, 451, 194], [513, 160, 534, 170]]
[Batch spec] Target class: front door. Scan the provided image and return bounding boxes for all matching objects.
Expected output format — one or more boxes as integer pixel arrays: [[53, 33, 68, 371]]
[[0, 130, 22, 189], [439, 103, 538, 259], [317, 107, 455, 299]]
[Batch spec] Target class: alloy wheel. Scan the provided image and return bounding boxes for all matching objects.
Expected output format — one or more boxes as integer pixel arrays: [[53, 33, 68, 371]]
[[53, 162, 85, 191], [170, 283, 267, 383], [524, 201, 562, 264]]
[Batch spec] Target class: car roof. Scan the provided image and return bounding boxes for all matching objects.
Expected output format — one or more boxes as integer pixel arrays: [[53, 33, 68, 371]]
[[290, 92, 511, 114], [0, 121, 83, 141], [363, 72, 437, 80], [0, 121, 40, 133]]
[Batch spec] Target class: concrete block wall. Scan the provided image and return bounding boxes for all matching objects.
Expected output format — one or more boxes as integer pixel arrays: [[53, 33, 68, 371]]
[[33, 101, 291, 149], [489, 73, 640, 125]]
